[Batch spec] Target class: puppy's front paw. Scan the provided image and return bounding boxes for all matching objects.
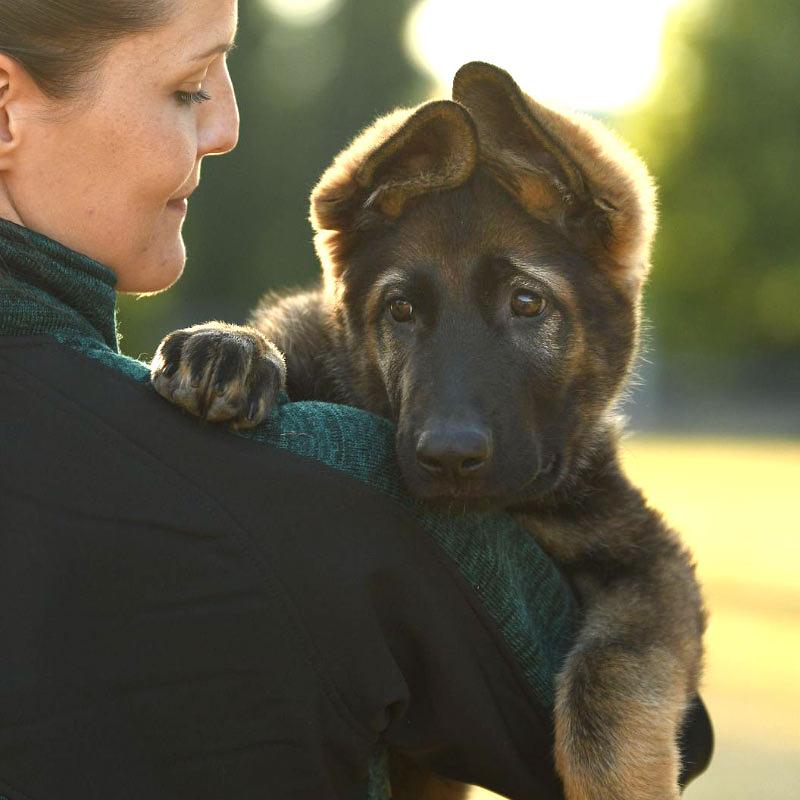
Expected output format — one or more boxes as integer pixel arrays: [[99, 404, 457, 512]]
[[554, 645, 683, 800], [150, 322, 286, 429]]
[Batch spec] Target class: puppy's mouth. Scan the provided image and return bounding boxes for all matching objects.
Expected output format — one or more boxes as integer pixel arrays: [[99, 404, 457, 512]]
[[524, 451, 563, 492], [404, 479, 506, 513], [516, 450, 567, 497]]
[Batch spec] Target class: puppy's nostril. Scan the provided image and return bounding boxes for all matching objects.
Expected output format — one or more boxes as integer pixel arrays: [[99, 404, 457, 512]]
[[461, 456, 486, 473], [417, 452, 445, 475]]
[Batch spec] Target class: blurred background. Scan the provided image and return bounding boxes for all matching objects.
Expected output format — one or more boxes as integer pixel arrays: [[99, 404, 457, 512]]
[[119, 0, 799, 797]]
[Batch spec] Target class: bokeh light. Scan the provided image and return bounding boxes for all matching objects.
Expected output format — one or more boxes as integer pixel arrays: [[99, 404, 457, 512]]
[[260, 0, 343, 27], [405, 0, 687, 111]]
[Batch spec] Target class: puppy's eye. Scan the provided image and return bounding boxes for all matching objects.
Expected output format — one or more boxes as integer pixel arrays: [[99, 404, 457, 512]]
[[511, 289, 547, 317], [389, 298, 414, 323]]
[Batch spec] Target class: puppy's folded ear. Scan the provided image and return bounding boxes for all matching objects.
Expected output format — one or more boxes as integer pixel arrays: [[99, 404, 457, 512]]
[[310, 100, 478, 231], [453, 61, 656, 289]]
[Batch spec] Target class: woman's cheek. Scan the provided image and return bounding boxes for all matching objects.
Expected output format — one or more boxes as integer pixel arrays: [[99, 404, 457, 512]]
[[142, 114, 198, 204], [170, 114, 201, 185]]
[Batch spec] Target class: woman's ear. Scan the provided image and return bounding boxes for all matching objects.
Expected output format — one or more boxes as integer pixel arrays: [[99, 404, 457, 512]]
[[0, 66, 14, 149], [0, 53, 44, 171], [0, 54, 33, 166]]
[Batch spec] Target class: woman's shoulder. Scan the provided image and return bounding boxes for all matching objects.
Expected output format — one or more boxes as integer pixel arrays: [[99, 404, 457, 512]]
[[72, 339, 405, 490]]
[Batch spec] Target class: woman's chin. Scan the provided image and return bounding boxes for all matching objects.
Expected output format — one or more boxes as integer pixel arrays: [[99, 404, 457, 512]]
[[116, 240, 186, 294]]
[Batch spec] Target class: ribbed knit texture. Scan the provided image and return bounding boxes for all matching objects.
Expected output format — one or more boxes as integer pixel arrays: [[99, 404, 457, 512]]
[[0, 218, 577, 797]]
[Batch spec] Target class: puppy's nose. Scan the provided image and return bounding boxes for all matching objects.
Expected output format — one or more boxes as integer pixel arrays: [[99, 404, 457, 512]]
[[416, 427, 492, 479]]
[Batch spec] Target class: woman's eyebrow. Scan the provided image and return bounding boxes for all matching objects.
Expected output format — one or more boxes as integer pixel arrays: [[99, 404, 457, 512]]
[[190, 38, 237, 62]]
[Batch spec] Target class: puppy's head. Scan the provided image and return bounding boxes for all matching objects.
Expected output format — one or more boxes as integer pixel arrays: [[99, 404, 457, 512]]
[[309, 64, 656, 508]]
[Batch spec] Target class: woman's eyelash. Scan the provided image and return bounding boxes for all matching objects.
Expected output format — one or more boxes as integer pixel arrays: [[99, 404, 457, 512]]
[[175, 88, 212, 106]]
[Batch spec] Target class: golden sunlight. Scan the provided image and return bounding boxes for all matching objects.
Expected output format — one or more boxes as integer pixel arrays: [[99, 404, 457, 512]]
[[405, 0, 689, 112], [261, 0, 343, 26]]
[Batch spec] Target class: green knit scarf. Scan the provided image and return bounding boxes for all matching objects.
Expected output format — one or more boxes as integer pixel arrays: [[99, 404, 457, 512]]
[[0, 217, 576, 797]]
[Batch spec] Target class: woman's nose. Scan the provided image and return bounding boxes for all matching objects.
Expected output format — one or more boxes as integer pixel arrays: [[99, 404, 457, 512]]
[[198, 65, 240, 157]]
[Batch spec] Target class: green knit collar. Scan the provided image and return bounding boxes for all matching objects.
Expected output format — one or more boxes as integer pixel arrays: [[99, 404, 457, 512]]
[[0, 216, 119, 351]]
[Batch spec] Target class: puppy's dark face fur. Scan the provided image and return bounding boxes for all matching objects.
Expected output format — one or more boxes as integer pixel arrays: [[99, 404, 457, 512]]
[[309, 66, 655, 511], [338, 170, 637, 509]]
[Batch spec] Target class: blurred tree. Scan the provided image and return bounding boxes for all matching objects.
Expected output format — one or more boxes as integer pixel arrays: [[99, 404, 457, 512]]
[[119, 0, 423, 358], [620, 0, 800, 359]]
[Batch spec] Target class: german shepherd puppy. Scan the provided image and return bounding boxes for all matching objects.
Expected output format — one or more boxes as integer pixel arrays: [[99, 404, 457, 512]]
[[151, 62, 706, 800]]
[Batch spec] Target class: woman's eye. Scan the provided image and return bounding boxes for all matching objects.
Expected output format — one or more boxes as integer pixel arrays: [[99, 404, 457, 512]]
[[511, 289, 547, 317], [389, 298, 414, 323], [175, 88, 212, 106]]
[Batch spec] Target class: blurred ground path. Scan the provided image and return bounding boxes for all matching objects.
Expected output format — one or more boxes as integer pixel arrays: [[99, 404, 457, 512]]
[[469, 438, 800, 800]]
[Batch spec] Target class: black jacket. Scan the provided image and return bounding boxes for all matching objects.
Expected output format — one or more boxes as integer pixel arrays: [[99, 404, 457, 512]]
[[1, 337, 572, 799]]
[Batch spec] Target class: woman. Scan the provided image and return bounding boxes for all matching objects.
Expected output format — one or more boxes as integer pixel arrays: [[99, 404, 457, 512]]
[[0, 2, 709, 799]]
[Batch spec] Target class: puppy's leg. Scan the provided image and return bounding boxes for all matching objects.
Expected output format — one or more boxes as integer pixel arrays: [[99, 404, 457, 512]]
[[150, 322, 286, 429], [554, 574, 703, 800]]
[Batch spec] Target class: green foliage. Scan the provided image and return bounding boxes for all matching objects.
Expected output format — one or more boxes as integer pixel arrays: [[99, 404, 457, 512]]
[[619, 0, 800, 357]]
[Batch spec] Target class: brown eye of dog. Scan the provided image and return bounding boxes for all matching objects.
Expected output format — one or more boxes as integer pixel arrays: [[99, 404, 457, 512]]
[[389, 298, 414, 323], [511, 289, 547, 317]]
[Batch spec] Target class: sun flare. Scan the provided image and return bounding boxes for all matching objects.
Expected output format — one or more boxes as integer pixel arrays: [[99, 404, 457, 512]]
[[405, 0, 688, 112]]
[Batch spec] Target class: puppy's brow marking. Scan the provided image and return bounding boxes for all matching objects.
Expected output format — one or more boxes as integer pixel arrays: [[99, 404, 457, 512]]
[[510, 258, 577, 309], [366, 270, 411, 325], [374, 269, 408, 294]]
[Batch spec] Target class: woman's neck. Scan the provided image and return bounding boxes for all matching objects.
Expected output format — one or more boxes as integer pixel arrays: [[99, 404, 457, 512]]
[[0, 179, 25, 226]]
